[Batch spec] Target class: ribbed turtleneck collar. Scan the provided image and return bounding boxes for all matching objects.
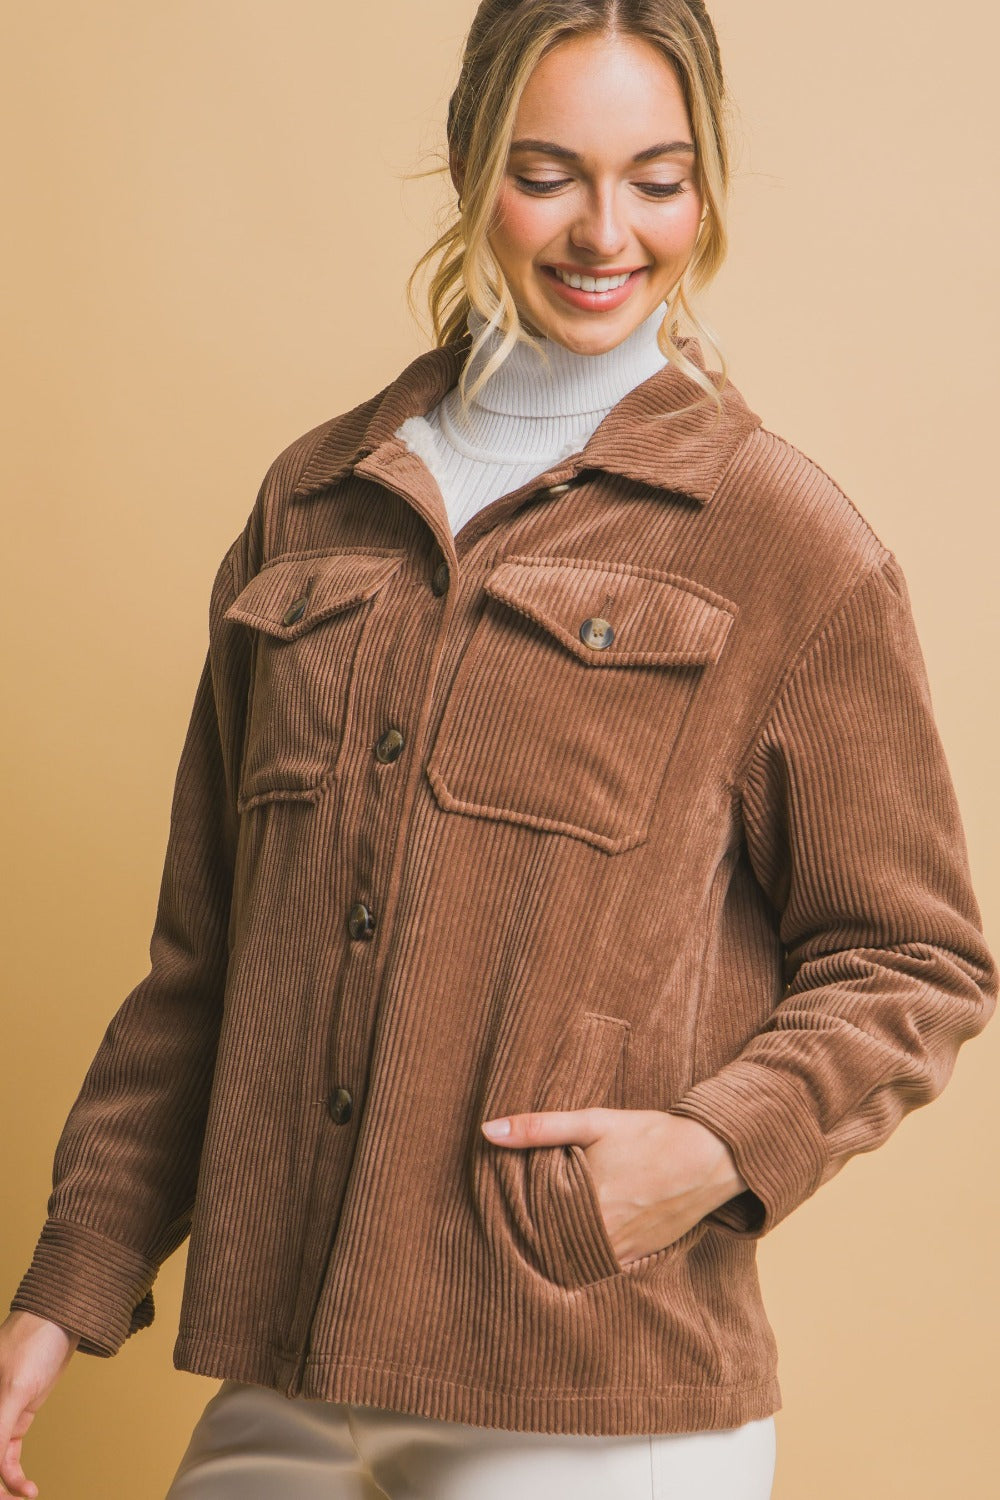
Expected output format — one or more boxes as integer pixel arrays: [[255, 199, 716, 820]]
[[433, 301, 669, 462]]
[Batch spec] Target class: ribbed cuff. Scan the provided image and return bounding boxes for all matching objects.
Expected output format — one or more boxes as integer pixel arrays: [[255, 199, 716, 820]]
[[8, 1219, 157, 1357], [667, 1060, 829, 1238]]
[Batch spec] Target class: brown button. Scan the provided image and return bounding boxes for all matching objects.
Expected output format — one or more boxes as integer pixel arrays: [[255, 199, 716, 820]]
[[327, 1086, 353, 1125], [282, 595, 308, 626], [431, 560, 450, 595], [348, 902, 375, 940], [580, 616, 614, 650], [547, 481, 572, 495], [375, 728, 405, 763]]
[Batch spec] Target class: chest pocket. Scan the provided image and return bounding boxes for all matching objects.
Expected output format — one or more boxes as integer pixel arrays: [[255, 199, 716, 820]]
[[224, 547, 407, 812], [425, 556, 736, 853]]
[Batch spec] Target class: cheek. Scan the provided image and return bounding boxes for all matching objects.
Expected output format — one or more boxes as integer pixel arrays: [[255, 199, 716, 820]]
[[491, 185, 548, 255], [648, 196, 704, 262]]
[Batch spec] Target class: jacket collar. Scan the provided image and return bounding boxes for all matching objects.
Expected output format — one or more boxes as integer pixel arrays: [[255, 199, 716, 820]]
[[290, 331, 762, 507]]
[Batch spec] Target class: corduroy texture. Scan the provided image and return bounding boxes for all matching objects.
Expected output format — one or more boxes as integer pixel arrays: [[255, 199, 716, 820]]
[[11, 333, 997, 1436]]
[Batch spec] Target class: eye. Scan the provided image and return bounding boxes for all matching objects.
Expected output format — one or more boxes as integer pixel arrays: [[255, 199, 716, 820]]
[[638, 182, 687, 199], [513, 176, 571, 194], [513, 176, 686, 200]]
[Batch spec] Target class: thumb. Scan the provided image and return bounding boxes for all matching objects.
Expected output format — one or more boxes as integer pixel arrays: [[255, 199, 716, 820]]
[[0, 1393, 39, 1500]]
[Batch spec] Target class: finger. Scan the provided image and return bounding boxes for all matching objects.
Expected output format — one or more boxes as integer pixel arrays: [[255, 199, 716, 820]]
[[0, 1421, 38, 1500], [1, 1452, 38, 1500], [481, 1107, 606, 1148], [0, 1411, 14, 1489]]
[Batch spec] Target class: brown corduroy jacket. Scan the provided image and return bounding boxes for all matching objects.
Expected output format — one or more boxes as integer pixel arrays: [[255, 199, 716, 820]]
[[11, 333, 997, 1435]]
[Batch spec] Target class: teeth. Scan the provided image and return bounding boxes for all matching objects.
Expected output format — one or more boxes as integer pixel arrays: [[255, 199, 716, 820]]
[[552, 268, 632, 292]]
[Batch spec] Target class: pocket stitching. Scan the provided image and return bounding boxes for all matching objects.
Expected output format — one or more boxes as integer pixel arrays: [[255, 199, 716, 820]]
[[494, 552, 740, 612], [426, 559, 735, 851], [425, 765, 649, 855], [483, 564, 736, 668], [229, 549, 406, 810], [225, 550, 407, 642], [526, 1012, 630, 1287]]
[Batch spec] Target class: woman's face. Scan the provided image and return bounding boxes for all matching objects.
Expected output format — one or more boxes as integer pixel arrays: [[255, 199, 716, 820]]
[[482, 31, 704, 355]]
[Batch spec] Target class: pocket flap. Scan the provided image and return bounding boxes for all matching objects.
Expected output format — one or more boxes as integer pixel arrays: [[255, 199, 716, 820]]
[[482, 556, 736, 666], [224, 548, 407, 640]]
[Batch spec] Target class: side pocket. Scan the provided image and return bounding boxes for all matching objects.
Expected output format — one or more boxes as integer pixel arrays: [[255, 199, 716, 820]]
[[489, 1011, 631, 1289]]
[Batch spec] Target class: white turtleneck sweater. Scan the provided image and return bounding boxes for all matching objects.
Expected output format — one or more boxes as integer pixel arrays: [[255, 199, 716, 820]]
[[394, 302, 670, 538]]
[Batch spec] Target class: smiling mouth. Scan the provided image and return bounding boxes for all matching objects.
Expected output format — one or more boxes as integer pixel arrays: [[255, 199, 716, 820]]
[[542, 265, 646, 292]]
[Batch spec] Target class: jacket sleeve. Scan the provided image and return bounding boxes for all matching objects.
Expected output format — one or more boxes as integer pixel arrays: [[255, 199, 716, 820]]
[[8, 517, 257, 1355], [667, 550, 998, 1238]]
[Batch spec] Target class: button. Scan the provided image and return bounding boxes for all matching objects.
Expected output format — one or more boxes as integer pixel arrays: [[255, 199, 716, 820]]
[[431, 560, 450, 595], [327, 1085, 353, 1125], [348, 902, 375, 940], [580, 616, 614, 650], [282, 595, 308, 626], [547, 481, 572, 495], [375, 727, 405, 763]]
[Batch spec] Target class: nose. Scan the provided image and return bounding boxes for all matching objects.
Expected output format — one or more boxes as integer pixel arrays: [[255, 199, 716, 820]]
[[568, 183, 630, 261]]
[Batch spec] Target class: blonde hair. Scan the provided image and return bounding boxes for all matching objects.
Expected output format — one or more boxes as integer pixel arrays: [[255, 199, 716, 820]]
[[404, 0, 734, 421]]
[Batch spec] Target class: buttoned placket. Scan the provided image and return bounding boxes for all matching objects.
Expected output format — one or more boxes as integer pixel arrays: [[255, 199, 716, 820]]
[[281, 445, 590, 1395]]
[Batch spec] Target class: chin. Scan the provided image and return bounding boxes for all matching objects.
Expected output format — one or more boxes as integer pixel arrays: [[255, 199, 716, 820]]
[[555, 321, 631, 351]]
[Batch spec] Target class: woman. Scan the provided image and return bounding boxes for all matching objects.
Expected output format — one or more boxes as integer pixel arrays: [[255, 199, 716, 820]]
[[2, 3, 995, 1497]]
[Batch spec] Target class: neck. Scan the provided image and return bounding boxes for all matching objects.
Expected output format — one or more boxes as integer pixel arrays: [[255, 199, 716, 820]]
[[461, 302, 669, 419], [431, 302, 669, 462]]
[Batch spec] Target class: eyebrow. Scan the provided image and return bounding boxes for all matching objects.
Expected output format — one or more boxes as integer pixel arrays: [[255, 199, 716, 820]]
[[509, 138, 696, 162]]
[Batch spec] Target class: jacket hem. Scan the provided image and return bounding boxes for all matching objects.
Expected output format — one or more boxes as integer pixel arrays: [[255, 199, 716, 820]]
[[172, 1331, 782, 1436]]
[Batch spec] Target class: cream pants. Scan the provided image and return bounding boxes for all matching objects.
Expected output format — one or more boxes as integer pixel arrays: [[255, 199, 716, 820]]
[[164, 1379, 777, 1499]]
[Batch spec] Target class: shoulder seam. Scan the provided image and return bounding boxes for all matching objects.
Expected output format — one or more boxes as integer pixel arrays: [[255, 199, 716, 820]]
[[754, 424, 892, 554]]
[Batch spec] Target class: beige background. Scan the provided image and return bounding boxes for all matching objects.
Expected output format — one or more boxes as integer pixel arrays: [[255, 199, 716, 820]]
[[3, 2, 997, 1495]]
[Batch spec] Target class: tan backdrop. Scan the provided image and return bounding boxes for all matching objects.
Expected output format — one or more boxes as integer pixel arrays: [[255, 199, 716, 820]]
[[3, 3, 997, 1495]]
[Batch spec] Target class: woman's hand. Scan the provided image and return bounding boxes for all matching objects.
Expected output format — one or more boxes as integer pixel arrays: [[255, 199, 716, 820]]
[[481, 1107, 749, 1266], [0, 1310, 81, 1498]]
